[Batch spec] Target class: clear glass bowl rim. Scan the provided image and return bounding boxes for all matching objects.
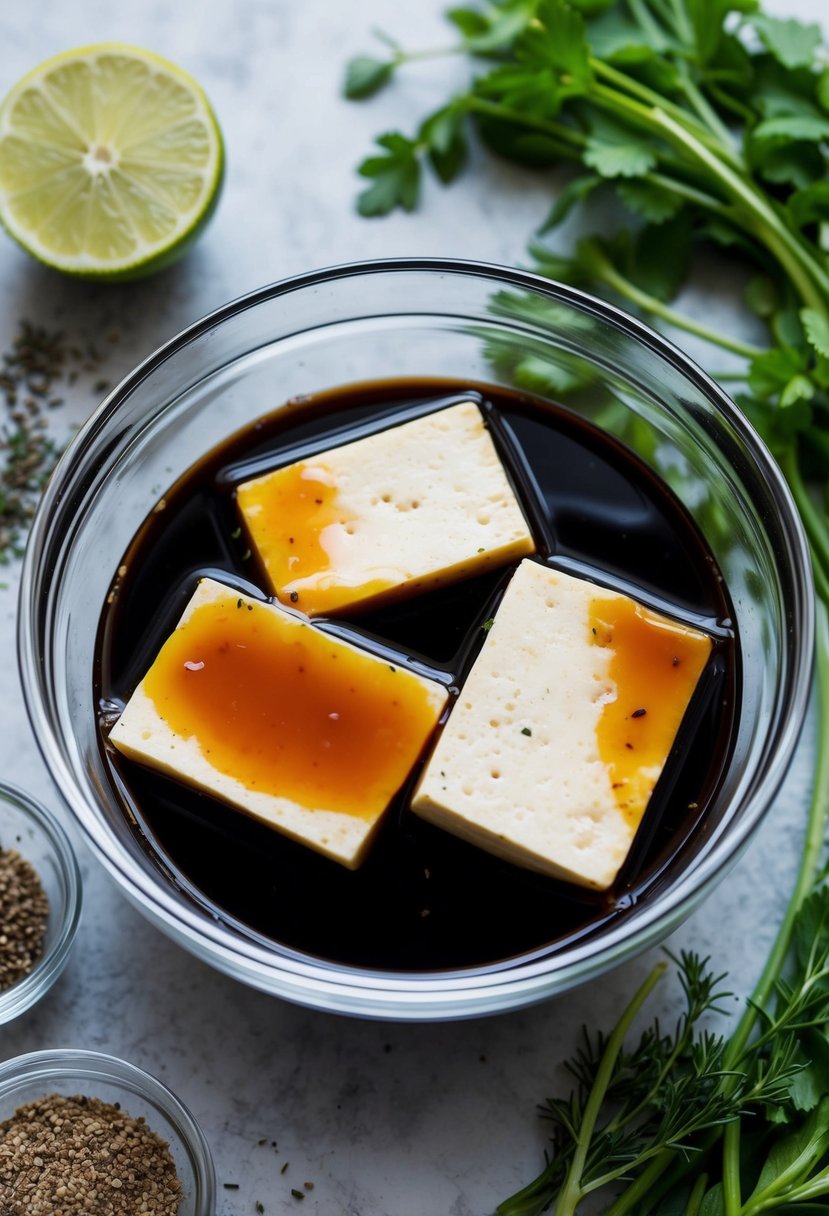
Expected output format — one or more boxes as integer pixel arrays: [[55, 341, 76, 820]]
[[0, 780, 82, 1024], [17, 256, 815, 1019], [0, 1047, 215, 1214]]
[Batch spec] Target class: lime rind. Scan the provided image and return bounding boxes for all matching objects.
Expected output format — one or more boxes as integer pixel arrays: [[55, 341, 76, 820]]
[[0, 43, 224, 280]]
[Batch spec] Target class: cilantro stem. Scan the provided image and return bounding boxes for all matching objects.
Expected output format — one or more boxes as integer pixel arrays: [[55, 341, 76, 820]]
[[644, 170, 731, 216], [626, 0, 670, 52], [664, 0, 694, 46], [686, 1173, 708, 1216], [554, 962, 667, 1216], [783, 451, 829, 591], [723, 599, 829, 1071], [588, 63, 741, 167], [649, 110, 829, 314], [722, 1120, 741, 1216], [583, 83, 829, 315], [577, 241, 765, 359], [394, 44, 464, 65], [604, 1150, 673, 1216], [677, 73, 736, 152]]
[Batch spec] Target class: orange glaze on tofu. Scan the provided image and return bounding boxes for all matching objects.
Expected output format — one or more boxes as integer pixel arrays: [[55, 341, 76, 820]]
[[142, 590, 443, 820], [235, 460, 392, 615], [589, 596, 712, 827]]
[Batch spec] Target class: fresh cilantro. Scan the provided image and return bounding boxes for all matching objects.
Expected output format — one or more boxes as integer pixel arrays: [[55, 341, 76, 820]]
[[345, 3, 829, 1213]]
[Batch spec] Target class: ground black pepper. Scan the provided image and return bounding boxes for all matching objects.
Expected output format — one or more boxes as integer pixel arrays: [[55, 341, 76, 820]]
[[0, 1093, 183, 1215], [0, 847, 49, 991], [0, 320, 110, 563]]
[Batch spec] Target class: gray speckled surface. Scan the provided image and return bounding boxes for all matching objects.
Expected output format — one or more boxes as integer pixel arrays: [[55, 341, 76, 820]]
[[0, 2, 824, 1213]]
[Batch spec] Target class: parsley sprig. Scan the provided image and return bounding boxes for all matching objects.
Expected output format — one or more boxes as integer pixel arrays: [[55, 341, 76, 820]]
[[345, 3, 829, 1212]]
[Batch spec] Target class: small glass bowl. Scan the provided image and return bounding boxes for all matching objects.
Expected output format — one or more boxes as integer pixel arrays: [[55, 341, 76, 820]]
[[0, 1049, 216, 1216], [0, 781, 81, 1024]]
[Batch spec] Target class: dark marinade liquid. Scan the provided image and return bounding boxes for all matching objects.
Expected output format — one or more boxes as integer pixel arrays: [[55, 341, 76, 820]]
[[95, 380, 737, 974]]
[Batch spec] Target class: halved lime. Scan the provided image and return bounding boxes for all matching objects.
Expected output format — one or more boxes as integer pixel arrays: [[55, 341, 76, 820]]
[[0, 44, 224, 279]]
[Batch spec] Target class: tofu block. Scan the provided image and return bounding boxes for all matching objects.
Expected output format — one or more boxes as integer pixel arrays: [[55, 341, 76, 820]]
[[109, 578, 448, 869], [412, 560, 712, 889], [236, 400, 535, 616]]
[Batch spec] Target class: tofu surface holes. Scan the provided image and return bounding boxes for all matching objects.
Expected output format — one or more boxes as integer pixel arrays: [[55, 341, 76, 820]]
[[412, 560, 713, 890], [236, 400, 535, 616]]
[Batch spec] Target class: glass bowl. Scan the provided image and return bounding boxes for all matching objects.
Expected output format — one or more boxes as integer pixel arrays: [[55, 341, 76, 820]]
[[0, 781, 81, 1024], [17, 258, 813, 1020], [0, 1049, 215, 1215]]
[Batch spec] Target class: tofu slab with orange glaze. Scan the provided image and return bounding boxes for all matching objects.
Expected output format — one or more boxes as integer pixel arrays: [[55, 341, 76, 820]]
[[109, 578, 448, 869], [412, 559, 712, 890], [235, 400, 535, 616]]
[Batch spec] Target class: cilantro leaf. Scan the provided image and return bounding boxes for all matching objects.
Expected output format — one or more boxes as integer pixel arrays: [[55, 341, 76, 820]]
[[752, 114, 829, 146], [616, 178, 683, 223], [451, 0, 536, 54], [445, 7, 489, 40], [586, 8, 668, 61], [686, 0, 735, 66], [343, 56, 394, 100], [517, 0, 592, 86], [819, 69, 829, 111], [801, 308, 829, 359], [749, 1099, 829, 1196], [788, 181, 829, 230], [584, 132, 657, 178], [698, 1183, 725, 1216], [476, 116, 570, 167], [630, 212, 692, 302], [749, 346, 807, 399], [420, 104, 468, 184], [780, 373, 815, 409], [744, 274, 779, 319], [538, 173, 602, 231], [750, 14, 823, 70], [356, 133, 420, 216], [753, 142, 825, 190]]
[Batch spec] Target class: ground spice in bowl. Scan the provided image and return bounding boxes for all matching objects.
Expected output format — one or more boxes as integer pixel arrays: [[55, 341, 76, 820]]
[[0, 1092, 183, 1214], [0, 846, 48, 991]]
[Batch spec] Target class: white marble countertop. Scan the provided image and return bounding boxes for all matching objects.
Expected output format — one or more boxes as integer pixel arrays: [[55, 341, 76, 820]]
[[0, 2, 824, 1213]]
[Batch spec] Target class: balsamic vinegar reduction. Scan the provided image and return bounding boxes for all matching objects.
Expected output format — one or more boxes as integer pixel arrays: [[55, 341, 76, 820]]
[[95, 380, 737, 973]]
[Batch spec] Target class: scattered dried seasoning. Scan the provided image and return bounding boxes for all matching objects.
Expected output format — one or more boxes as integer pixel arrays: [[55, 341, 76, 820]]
[[0, 847, 49, 991], [0, 320, 110, 564], [0, 1093, 183, 1215]]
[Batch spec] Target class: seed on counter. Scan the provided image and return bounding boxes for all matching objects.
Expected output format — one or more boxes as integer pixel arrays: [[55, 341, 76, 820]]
[[0, 846, 49, 990], [0, 1093, 182, 1214]]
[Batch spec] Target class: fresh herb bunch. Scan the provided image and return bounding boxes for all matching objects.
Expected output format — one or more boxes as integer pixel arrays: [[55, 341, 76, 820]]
[[345, 3, 829, 1213]]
